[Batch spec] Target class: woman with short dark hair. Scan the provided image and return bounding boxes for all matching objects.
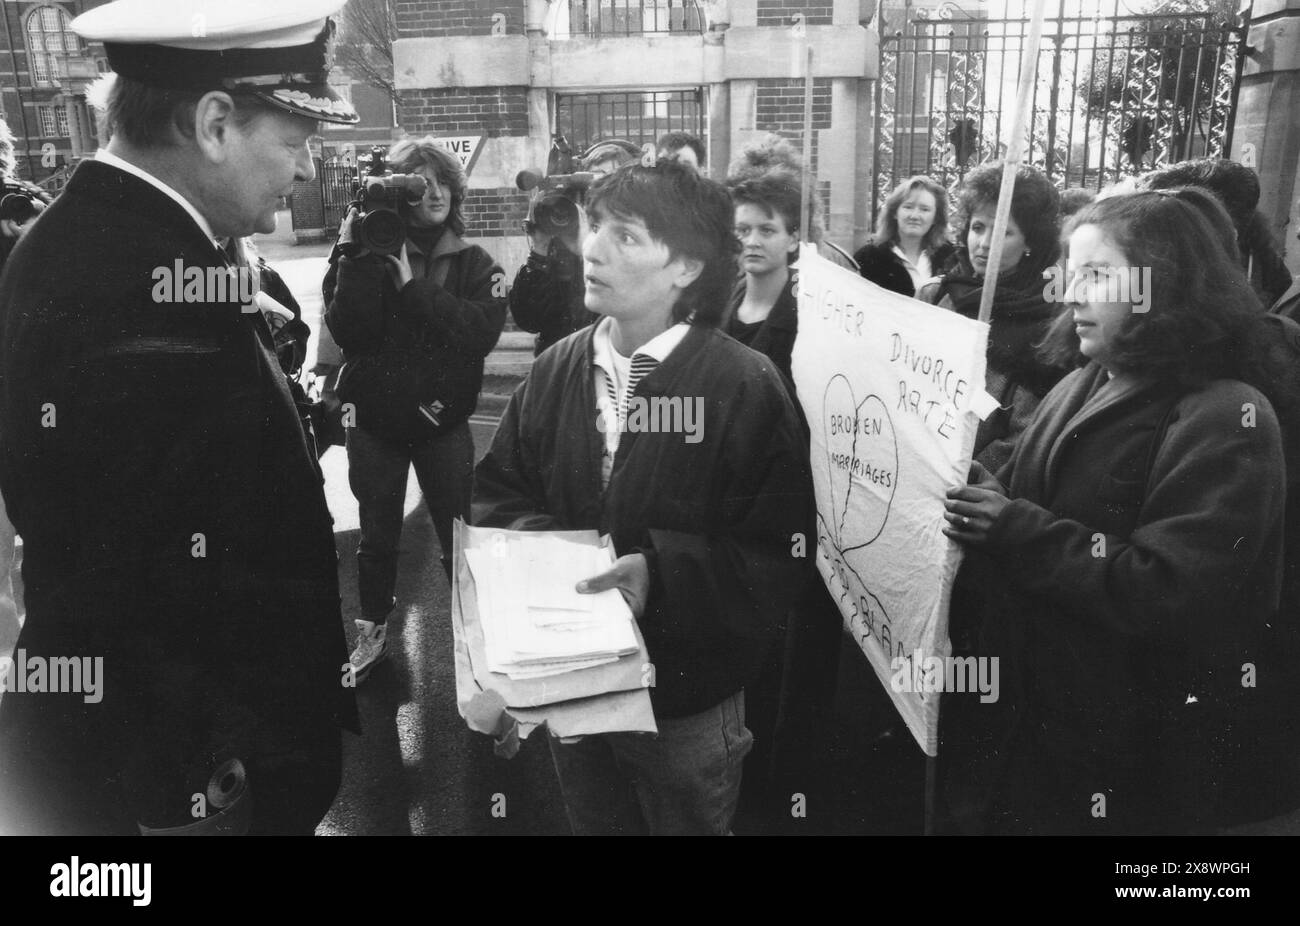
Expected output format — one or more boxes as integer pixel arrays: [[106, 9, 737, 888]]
[[723, 175, 802, 378], [474, 162, 813, 835]]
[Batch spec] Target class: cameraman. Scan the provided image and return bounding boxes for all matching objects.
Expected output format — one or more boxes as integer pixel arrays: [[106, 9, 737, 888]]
[[508, 140, 638, 356], [324, 137, 506, 682]]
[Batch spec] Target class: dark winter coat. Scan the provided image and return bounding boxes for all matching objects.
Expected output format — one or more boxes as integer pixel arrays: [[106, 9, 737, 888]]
[[472, 323, 815, 719], [324, 227, 505, 443], [919, 250, 1071, 471], [853, 240, 957, 298], [507, 243, 596, 356], [941, 364, 1286, 835], [721, 275, 798, 384], [0, 160, 356, 834]]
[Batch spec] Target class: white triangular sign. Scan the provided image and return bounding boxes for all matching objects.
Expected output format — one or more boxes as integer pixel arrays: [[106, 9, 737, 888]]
[[435, 136, 484, 176]]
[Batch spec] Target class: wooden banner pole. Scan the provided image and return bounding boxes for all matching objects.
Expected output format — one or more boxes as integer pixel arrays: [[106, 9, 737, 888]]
[[977, 0, 1050, 325], [932, 0, 1052, 837], [801, 44, 815, 245]]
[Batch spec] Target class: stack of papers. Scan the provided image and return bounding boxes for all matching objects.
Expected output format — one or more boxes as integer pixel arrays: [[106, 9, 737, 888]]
[[464, 534, 639, 680]]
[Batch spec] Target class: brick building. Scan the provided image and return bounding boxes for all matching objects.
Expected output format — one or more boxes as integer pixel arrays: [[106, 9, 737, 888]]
[[392, 0, 880, 270], [1, 0, 395, 210], [0, 1, 109, 187]]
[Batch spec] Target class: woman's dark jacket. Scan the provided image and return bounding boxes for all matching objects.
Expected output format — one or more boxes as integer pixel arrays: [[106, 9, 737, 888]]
[[942, 365, 1286, 835], [854, 240, 957, 298], [324, 227, 506, 443], [472, 324, 815, 719], [919, 249, 1070, 471], [721, 275, 798, 383]]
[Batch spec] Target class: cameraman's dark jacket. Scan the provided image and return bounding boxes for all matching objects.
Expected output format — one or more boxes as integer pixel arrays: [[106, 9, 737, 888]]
[[324, 227, 506, 442], [508, 243, 596, 356]]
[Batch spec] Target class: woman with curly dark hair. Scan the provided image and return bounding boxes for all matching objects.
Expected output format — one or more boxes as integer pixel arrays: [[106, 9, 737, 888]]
[[919, 163, 1071, 471], [854, 175, 956, 297], [938, 187, 1292, 834]]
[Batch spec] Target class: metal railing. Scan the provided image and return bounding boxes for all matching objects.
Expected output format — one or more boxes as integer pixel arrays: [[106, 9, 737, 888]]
[[872, 0, 1250, 223], [36, 163, 73, 197], [556, 89, 705, 155], [563, 0, 704, 37]]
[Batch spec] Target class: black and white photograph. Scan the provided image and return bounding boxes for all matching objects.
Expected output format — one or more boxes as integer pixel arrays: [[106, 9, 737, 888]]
[[0, 0, 1295, 902]]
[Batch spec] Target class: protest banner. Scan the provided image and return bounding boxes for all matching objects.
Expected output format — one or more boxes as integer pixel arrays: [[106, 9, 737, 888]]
[[790, 244, 990, 756]]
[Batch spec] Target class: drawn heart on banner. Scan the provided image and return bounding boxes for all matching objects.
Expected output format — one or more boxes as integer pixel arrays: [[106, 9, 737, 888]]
[[822, 374, 900, 552]]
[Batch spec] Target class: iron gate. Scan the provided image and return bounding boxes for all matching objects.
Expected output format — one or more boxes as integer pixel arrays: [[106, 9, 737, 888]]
[[320, 152, 359, 233], [871, 0, 1250, 223]]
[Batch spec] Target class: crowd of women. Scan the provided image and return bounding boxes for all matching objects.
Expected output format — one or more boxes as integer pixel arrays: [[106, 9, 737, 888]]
[[723, 147, 1300, 835], [319, 129, 1300, 835]]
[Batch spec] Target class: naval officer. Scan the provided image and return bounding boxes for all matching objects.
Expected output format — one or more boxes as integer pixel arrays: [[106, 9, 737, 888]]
[[0, 0, 360, 835]]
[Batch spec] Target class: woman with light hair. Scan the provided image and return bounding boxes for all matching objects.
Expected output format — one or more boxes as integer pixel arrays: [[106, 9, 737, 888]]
[[854, 174, 956, 297]]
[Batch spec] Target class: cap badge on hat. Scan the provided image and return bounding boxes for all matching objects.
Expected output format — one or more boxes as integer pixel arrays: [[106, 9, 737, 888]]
[[269, 88, 357, 120], [70, 0, 360, 125]]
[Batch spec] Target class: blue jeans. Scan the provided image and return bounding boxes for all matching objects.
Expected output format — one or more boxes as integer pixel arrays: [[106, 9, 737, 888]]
[[547, 691, 752, 835], [346, 423, 473, 620]]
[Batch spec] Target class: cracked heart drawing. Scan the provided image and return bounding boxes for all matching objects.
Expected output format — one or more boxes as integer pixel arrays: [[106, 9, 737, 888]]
[[823, 374, 900, 552]]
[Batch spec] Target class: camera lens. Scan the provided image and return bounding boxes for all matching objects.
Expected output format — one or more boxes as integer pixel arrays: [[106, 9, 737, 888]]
[[535, 196, 578, 238], [548, 198, 578, 231], [0, 193, 36, 223], [360, 209, 406, 256]]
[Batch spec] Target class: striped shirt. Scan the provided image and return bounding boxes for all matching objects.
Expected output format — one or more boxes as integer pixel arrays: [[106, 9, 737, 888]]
[[591, 317, 690, 489]]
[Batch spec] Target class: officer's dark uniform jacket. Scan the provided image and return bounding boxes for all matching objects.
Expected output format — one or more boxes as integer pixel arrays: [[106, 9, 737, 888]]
[[0, 160, 357, 834]]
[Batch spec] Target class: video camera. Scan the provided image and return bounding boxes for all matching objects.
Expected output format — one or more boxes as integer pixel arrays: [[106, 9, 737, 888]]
[[515, 136, 639, 240], [0, 181, 41, 223], [338, 147, 428, 257], [516, 136, 593, 240]]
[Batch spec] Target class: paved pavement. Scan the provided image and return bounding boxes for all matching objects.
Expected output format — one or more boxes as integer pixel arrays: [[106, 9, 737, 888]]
[[251, 218, 575, 834]]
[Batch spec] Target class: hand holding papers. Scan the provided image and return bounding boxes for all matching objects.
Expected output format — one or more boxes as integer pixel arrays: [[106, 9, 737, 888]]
[[464, 534, 640, 680], [574, 552, 650, 618], [451, 522, 657, 741]]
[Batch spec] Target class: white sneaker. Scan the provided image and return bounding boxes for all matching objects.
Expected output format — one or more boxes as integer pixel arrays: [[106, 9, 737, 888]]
[[349, 619, 388, 684]]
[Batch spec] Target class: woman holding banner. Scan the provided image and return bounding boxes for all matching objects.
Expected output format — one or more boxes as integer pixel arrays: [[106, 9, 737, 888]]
[[919, 163, 1071, 472], [939, 188, 1291, 835]]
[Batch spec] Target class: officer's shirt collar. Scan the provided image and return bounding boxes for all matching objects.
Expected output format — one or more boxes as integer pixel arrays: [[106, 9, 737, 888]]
[[95, 148, 219, 249]]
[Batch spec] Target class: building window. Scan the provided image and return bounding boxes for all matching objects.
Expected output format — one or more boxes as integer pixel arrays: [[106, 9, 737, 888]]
[[37, 104, 69, 138], [26, 5, 79, 86], [552, 1, 705, 37], [555, 89, 705, 155]]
